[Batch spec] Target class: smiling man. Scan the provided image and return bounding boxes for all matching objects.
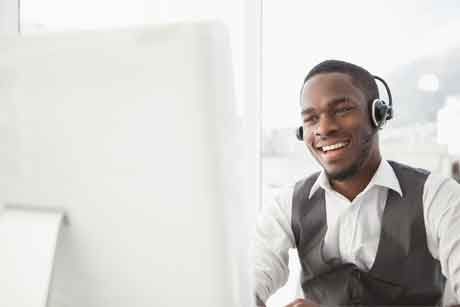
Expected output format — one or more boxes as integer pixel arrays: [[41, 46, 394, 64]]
[[254, 60, 460, 307]]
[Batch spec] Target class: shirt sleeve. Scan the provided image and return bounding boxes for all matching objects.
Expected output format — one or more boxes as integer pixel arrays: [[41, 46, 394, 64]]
[[424, 173, 460, 304], [253, 186, 296, 303]]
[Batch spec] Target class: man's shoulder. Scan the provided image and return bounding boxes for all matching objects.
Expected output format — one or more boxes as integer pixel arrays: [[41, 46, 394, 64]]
[[424, 169, 460, 200], [269, 171, 322, 206], [293, 170, 322, 189], [387, 160, 431, 177], [387, 159, 457, 184], [388, 160, 459, 198]]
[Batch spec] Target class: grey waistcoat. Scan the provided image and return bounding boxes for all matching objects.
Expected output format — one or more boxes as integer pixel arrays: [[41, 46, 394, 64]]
[[291, 161, 445, 306]]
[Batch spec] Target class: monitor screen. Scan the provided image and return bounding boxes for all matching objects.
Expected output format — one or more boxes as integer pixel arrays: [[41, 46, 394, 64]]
[[0, 22, 252, 307]]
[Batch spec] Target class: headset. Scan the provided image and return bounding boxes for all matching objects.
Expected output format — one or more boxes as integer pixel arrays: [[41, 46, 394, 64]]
[[296, 75, 393, 141]]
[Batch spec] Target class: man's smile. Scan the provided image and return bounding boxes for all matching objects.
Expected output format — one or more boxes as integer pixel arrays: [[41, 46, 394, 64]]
[[316, 140, 350, 152], [314, 139, 351, 161]]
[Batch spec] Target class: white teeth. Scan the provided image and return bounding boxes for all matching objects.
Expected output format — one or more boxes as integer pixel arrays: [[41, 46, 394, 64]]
[[322, 142, 348, 152]]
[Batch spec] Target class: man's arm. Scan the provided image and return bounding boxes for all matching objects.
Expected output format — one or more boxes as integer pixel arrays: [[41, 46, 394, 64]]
[[424, 175, 460, 305], [253, 187, 296, 305]]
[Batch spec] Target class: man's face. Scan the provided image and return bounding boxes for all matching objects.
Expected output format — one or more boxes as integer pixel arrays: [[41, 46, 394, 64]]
[[301, 72, 377, 181]]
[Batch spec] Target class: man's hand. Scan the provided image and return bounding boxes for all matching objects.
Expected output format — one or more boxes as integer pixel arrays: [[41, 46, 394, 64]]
[[284, 298, 319, 307]]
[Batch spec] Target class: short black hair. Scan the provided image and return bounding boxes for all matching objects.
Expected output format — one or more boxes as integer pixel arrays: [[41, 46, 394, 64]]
[[302, 59, 379, 103]]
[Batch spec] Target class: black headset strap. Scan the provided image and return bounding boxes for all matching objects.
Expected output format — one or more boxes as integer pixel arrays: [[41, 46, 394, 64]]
[[373, 75, 392, 109]]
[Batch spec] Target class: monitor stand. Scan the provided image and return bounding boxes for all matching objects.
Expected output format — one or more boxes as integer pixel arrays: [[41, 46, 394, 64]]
[[0, 204, 66, 307]]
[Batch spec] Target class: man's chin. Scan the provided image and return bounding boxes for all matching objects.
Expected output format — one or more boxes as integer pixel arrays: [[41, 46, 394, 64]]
[[325, 163, 360, 181]]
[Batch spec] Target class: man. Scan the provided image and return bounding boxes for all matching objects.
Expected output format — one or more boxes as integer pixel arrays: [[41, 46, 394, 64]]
[[254, 60, 460, 306]]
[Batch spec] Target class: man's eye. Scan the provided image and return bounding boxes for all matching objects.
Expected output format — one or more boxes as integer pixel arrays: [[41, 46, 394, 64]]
[[303, 116, 318, 124], [335, 107, 353, 115]]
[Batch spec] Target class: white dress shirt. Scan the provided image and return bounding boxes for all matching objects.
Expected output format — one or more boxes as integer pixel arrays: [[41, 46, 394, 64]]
[[254, 159, 460, 305]]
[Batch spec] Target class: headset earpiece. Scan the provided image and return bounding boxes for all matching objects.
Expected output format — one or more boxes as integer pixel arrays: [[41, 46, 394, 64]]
[[296, 126, 303, 141], [371, 98, 392, 129], [371, 75, 393, 129]]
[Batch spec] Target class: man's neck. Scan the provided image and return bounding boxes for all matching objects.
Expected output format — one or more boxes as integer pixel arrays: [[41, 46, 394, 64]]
[[330, 156, 382, 201]]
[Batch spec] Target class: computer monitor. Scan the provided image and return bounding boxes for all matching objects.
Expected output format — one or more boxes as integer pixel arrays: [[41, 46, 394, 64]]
[[0, 21, 253, 307]]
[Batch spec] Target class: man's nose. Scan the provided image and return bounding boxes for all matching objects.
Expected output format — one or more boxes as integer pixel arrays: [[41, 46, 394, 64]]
[[314, 114, 339, 137]]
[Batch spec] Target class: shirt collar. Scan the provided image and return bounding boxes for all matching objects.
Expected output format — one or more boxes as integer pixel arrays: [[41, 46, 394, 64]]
[[308, 159, 403, 199]]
